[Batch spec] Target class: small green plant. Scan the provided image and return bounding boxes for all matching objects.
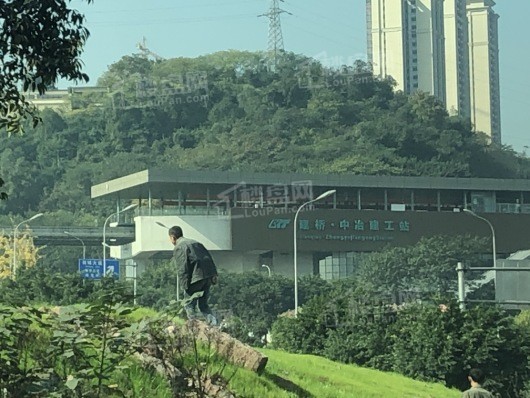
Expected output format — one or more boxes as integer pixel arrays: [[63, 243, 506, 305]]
[[0, 305, 49, 396], [41, 278, 141, 397], [139, 297, 237, 397]]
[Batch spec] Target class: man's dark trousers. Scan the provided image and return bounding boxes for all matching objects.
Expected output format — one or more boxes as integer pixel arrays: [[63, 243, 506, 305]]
[[183, 278, 214, 322]]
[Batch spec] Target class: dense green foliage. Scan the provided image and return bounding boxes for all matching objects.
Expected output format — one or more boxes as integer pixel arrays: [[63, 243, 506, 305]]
[[0, 233, 528, 396], [357, 235, 491, 297], [0, 295, 465, 398], [2, 49, 530, 396], [3, 50, 530, 219], [0, 264, 134, 306], [0, 285, 240, 397], [137, 262, 331, 345], [2, 49, 529, 277], [0, 282, 140, 397], [271, 291, 530, 398], [0, 0, 92, 133], [135, 261, 180, 309]]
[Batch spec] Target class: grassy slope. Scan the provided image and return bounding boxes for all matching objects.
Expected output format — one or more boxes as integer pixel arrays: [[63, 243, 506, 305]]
[[224, 349, 461, 398], [126, 309, 460, 397]]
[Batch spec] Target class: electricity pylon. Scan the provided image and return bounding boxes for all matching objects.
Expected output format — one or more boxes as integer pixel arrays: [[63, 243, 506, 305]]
[[258, 0, 292, 67], [137, 37, 164, 61]]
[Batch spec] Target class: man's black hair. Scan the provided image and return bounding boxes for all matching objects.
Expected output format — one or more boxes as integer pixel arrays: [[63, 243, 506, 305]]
[[168, 226, 183, 239], [469, 368, 486, 384]]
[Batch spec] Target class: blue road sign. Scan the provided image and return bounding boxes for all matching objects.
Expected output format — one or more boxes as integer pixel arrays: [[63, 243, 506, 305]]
[[78, 259, 119, 279]]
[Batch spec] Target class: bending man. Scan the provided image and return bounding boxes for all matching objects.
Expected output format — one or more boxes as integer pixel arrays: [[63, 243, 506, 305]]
[[169, 226, 218, 325]]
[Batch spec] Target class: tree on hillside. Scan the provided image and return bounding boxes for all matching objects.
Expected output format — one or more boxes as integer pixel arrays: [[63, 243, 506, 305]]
[[5, 49, 530, 218], [0, 0, 93, 134], [0, 230, 40, 279]]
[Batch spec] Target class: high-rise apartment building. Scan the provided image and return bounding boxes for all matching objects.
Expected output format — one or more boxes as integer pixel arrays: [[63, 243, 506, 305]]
[[367, 0, 446, 101], [467, 0, 501, 143], [366, 0, 501, 143], [444, 0, 471, 118]]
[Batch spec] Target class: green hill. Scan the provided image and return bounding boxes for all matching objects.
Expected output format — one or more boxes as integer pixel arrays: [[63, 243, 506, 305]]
[[3, 50, 530, 219], [224, 348, 461, 398]]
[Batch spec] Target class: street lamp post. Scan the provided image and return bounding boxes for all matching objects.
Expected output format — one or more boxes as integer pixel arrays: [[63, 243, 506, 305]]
[[155, 221, 179, 300], [463, 209, 496, 269], [155, 221, 169, 229], [103, 204, 137, 275], [262, 264, 271, 277], [64, 231, 86, 259], [294, 189, 336, 317], [12, 213, 44, 279]]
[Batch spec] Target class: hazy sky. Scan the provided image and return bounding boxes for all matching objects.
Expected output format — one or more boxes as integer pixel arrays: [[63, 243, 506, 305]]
[[66, 0, 529, 152]]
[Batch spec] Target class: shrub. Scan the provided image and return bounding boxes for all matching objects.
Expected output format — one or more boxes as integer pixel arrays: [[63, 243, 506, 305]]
[[390, 302, 465, 385], [323, 315, 393, 370], [272, 288, 530, 398], [271, 295, 331, 355], [459, 305, 530, 397]]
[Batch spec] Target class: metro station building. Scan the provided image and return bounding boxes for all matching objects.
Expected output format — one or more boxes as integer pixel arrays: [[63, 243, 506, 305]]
[[91, 169, 530, 280]]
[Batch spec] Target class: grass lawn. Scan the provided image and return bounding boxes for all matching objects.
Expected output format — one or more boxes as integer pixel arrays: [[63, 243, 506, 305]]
[[222, 348, 462, 398], [41, 306, 462, 397]]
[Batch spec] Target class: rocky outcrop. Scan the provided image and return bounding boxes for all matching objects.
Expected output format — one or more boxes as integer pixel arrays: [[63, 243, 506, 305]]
[[136, 319, 267, 397], [188, 319, 268, 375]]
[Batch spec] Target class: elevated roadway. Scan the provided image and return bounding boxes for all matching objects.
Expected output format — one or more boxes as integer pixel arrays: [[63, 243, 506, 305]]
[[0, 225, 135, 246]]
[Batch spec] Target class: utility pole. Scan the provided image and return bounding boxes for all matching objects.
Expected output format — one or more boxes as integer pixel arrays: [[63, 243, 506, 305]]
[[258, 0, 292, 68], [456, 262, 466, 310]]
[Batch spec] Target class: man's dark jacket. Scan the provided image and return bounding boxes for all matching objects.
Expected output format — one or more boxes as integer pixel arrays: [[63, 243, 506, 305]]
[[173, 237, 217, 291]]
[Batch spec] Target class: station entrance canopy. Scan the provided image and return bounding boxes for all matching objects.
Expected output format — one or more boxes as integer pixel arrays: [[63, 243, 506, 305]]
[[91, 168, 530, 212]]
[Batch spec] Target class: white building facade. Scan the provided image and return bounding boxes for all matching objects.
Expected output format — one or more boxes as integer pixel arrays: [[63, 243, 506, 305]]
[[444, 0, 471, 117], [367, 0, 446, 100], [467, 0, 501, 143], [366, 0, 501, 143]]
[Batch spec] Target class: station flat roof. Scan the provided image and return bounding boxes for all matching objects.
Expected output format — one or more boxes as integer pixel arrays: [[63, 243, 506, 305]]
[[91, 168, 530, 200]]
